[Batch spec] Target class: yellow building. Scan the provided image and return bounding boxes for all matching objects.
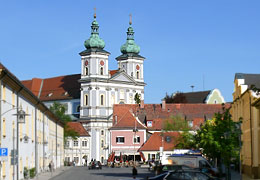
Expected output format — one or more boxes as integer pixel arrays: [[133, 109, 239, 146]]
[[232, 73, 260, 179]]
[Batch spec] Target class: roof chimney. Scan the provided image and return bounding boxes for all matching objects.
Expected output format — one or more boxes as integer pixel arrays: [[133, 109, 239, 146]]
[[162, 99, 166, 111], [140, 100, 144, 108]]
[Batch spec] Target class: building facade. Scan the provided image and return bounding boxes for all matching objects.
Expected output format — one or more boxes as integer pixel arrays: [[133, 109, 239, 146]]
[[64, 122, 90, 166], [231, 73, 260, 179], [0, 64, 64, 180], [22, 14, 146, 163]]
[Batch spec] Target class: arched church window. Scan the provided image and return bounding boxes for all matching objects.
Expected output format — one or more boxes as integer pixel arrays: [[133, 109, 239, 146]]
[[101, 140, 104, 148], [100, 94, 105, 106], [136, 71, 139, 79], [85, 95, 88, 106], [85, 67, 88, 75], [100, 67, 104, 75]]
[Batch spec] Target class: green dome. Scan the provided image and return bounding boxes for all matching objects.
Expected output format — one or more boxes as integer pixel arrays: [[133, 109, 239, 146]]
[[120, 24, 140, 54], [84, 18, 105, 49]]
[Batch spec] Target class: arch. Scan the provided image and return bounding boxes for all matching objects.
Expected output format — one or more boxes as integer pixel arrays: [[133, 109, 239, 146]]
[[100, 94, 105, 106]]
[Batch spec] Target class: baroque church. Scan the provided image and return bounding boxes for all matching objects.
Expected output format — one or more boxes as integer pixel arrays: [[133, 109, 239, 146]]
[[22, 13, 146, 162]]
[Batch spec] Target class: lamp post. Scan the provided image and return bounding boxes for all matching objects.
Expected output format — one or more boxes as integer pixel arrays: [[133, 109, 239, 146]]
[[13, 107, 28, 180]]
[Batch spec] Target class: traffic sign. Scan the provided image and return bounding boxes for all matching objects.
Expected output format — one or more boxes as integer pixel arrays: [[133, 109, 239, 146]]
[[0, 148, 8, 156]]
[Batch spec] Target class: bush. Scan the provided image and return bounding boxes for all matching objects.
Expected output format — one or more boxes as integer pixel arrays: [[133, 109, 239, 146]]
[[24, 167, 29, 179], [29, 168, 36, 178]]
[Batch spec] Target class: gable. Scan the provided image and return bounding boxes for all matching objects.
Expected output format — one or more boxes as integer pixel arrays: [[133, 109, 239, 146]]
[[110, 71, 135, 83]]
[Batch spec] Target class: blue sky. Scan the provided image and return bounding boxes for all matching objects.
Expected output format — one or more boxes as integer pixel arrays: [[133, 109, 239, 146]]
[[1, 0, 260, 103]]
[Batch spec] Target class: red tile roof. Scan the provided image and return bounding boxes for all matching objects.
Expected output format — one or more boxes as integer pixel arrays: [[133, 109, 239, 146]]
[[110, 105, 146, 130], [22, 74, 81, 101], [109, 70, 118, 76], [139, 132, 180, 151], [112, 103, 230, 131], [67, 122, 90, 136]]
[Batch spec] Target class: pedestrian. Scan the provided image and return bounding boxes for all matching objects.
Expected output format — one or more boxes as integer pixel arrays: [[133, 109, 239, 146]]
[[132, 166, 138, 179], [48, 161, 52, 172]]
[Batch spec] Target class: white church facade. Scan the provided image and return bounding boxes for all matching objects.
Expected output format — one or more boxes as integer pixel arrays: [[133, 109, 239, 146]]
[[22, 13, 146, 163]]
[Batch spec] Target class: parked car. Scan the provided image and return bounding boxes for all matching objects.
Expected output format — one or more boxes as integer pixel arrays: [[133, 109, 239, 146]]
[[164, 169, 219, 180], [162, 165, 193, 172], [88, 161, 102, 170]]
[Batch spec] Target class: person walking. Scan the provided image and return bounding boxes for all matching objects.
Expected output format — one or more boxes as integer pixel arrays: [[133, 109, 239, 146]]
[[132, 166, 138, 179], [48, 161, 52, 172]]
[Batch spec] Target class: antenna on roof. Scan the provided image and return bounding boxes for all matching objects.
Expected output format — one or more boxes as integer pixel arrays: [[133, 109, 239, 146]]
[[203, 74, 205, 91], [191, 85, 194, 92]]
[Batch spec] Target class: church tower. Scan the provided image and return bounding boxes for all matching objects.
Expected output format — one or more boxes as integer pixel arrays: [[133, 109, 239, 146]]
[[79, 12, 111, 162], [116, 15, 145, 85]]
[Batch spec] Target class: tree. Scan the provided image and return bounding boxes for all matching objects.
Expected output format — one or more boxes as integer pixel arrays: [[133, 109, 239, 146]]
[[163, 115, 196, 149], [134, 93, 141, 104], [196, 108, 241, 179], [50, 102, 79, 140]]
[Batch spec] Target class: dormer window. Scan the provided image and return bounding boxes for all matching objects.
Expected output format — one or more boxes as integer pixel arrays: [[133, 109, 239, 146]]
[[47, 93, 53, 97], [147, 121, 152, 127]]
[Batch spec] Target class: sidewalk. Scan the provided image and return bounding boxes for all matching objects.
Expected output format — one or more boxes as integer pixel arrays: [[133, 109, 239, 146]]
[[230, 170, 260, 180], [31, 166, 71, 180]]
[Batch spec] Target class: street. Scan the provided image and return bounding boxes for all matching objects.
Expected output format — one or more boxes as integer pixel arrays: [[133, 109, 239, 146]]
[[51, 166, 154, 180]]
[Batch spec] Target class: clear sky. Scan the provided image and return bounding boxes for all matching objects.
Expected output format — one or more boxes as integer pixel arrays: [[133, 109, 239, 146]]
[[1, 0, 260, 103]]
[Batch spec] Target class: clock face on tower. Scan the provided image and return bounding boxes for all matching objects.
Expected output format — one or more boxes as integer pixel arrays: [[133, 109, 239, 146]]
[[136, 65, 140, 70], [100, 60, 104, 66], [85, 61, 88, 66]]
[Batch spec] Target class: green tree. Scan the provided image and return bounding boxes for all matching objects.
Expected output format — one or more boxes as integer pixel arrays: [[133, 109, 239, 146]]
[[134, 93, 141, 104], [196, 108, 241, 179], [50, 102, 79, 140], [163, 115, 196, 149]]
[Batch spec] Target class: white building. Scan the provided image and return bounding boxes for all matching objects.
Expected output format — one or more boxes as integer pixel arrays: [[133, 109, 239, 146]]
[[22, 13, 146, 163], [64, 122, 90, 166], [0, 63, 64, 180]]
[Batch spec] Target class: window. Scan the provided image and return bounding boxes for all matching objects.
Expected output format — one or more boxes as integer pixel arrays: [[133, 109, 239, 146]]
[[147, 121, 152, 127], [85, 67, 89, 75], [76, 105, 80, 113], [120, 89, 124, 100], [188, 121, 193, 127], [101, 140, 104, 148], [116, 137, 125, 143], [100, 94, 105, 106], [82, 140, 88, 147], [85, 94, 88, 106], [133, 136, 140, 143], [65, 141, 70, 148], [136, 71, 139, 79], [100, 67, 104, 75], [2, 84, 6, 101], [3, 118, 6, 137], [101, 130, 104, 135], [73, 140, 78, 147]]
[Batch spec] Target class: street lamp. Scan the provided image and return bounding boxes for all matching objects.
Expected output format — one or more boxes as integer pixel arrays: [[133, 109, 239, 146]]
[[13, 107, 29, 180]]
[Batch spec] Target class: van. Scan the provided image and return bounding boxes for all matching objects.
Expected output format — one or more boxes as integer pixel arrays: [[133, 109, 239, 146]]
[[167, 154, 219, 176]]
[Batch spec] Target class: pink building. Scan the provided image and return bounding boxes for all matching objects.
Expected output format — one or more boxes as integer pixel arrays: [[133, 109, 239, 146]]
[[109, 105, 147, 161]]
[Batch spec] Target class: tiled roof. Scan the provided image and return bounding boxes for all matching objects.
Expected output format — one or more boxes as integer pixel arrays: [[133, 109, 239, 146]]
[[109, 70, 118, 76], [22, 74, 81, 101], [22, 70, 120, 102], [139, 132, 180, 151], [110, 105, 146, 130], [67, 122, 90, 136], [112, 103, 230, 130], [171, 91, 211, 103]]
